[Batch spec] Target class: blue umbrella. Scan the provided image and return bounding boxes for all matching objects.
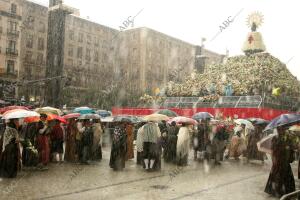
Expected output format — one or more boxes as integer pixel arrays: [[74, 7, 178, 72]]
[[73, 107, 95, 115], [264, 113, 300, 132], [192, 112, 214, 120], [96, 110, 112, 118]]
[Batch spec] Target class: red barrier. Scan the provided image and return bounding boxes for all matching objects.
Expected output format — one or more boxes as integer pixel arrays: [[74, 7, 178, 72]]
[[112, 107, 290, 120]]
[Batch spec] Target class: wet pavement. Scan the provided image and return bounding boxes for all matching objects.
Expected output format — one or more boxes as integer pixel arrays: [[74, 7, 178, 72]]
[[0, 147, 298, 200]]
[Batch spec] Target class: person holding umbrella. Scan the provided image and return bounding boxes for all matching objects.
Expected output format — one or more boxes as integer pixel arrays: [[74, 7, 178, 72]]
[[36, 114, 51, 169], [176, 123, 193, 166], [140, 120, 161, 171], [246, 123, 265, 163], [0, 118, 21, 178], [79, 120, 94, 164], [264, 125, 295, 198], [50, 120, 65, 163], [91, 119, 103, 161], [109, 122, 127, 171], [65, 118, 79, 162]]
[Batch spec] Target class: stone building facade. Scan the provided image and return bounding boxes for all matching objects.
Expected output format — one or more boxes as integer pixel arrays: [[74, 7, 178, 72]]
[[118, 28, 197, 92], [18, 0, 48, 102], [62, 15, 118, 106], [0, 0, 22, 100]]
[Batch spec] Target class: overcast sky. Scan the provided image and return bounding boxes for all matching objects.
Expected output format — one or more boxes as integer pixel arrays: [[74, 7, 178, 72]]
[[35, 0, 300, 79]]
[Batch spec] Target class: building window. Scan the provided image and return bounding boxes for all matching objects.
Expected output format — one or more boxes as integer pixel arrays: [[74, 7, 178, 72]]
[[11, 4, 17, 14], [26, 34, 34, 48], [86, 48, 91, 61], [77, 47, 82, 59], [8, 21, 17, 31], [25, 51, 33, 63], [78, 33, 83, 42], [6, 60, 15, 74], [67, 59, 73, 66], [38, 22, 45, 33], [26, 16, 35, 29], [94, 51, 99, 62], [68, 47, 73, 57], [37, 38, 44, 50], [8, 40, 16, 51], [36, 53, 43, 65], [87, 35, 91, 44], [69, 31, 74, 41], [94, 37, 99, 47]]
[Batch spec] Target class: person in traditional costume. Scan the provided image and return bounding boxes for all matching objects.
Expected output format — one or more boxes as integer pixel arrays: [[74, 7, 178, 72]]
[[176, 123, 191, 166], [136, 122, 147, 165], [65, 118, 78, 162], [76, 120, 84, 162], [91, 119, 103, 161], [0, 119, 21, 178], [22, 122, 39, 167], [246, 124, 265, 162], [211, 124, 229, 165], [265, 126, 295, 198], [228, 127, 245, 160], [164, 121, 179, 163], [36, 114, 51, 168], [141, 121, 161, 171], [50, 120, 64, 163], [125, 122, 134, 160], [81, 120, 94, 164], [109, 122, 127, 171]]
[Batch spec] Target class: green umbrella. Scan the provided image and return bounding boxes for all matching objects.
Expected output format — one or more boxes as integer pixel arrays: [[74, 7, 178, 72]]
[[155, 109, 178, 117]]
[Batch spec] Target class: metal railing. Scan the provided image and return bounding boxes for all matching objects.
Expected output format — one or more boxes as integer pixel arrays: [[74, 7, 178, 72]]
[[7, 29, 19, 37], [6, 48, 18, 56], [162, 95, 263, 109], [280, 190, 300, 200]]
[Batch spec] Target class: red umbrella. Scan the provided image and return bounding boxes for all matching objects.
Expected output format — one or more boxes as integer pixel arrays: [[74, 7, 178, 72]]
[[63, 113, 81, 119], [168, 116, 198, 125], [0, 106, 29, 114], [47, 114, 68, 124]]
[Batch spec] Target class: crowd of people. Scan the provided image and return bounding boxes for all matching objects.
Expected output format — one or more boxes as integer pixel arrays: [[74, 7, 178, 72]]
[[0, 112, 300, 199]]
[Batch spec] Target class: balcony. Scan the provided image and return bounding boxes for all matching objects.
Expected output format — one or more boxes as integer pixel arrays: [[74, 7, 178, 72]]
[[6, 48, 18, 56], [7, 29, 19, 38]]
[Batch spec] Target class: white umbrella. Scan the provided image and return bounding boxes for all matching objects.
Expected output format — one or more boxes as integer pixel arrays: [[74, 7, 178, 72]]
[[3, 110, 40, 120], [234, 119, 255, 130], [101, 116, 114, 123], [257, 133, 277, 154]]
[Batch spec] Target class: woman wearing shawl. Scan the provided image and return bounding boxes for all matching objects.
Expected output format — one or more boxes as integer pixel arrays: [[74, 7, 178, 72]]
[[176, 123, 191, 166], [125, 123, 134, 160], [36, 114, 51, 168], [142, 121, 161, 171], [65, 118, 78, 162], [0, 119, 21, 178], [50, 120, 64, 162], [265, 126, 295, 197], [109, 123, 127, 170], [91, 119, 103, 161], [229, 126, 245, 160], [164, 121, 179, 163], [212, 124, 229, 165], [22, 122, 39, 167], [136, 122, 146, 165], [246, 124, 265, 162]]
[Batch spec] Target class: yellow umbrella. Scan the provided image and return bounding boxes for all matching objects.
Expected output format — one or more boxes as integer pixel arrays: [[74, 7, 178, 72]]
[[35, 106, 63, 116], [143, 114, 169, 122]]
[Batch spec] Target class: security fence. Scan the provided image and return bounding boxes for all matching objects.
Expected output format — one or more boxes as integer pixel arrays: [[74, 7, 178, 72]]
[[162, 95, 299, 111]]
